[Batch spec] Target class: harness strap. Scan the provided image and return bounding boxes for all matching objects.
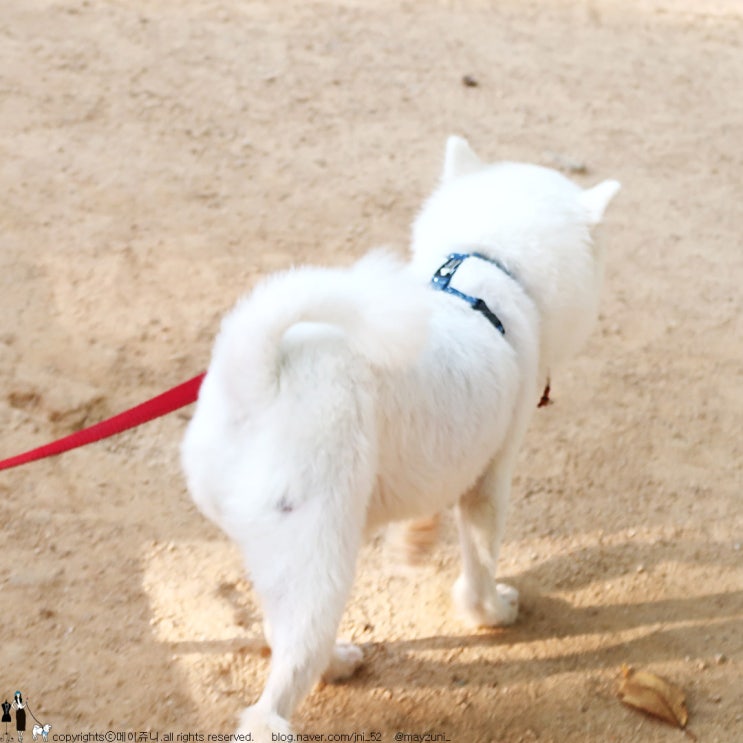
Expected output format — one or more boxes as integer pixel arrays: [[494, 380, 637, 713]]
[[431, 252, 513, 335]]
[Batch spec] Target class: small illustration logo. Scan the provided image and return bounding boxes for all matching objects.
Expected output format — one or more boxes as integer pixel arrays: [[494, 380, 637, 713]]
[[13, 693, 26, 743], [2, 698, 12, 743], [31, 725, 51, 743], [1, 692, 50, 743]]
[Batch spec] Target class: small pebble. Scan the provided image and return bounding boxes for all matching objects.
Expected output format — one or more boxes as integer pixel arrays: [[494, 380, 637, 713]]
[[714, 653, 727, 665], [545, 151, 588, 175], [462, 74, 479, 87]]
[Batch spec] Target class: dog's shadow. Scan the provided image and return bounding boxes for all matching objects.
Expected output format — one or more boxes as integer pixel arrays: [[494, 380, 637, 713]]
[[165, 535, 741, 689], [357, 588, 742, 689], [355, 535, 742, 688]]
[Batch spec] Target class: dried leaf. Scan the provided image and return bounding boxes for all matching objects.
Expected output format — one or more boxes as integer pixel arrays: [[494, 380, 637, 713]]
[[618, 665, 688, 728]]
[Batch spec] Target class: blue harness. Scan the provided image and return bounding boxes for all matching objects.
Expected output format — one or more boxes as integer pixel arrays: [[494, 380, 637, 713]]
[[430, 252, 514, 335]]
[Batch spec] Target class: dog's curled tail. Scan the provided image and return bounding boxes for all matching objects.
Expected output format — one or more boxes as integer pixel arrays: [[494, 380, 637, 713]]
[[211, 250, 431, 409]]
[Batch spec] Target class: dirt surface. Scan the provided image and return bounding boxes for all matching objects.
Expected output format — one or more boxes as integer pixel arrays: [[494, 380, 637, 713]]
[[1, 1, 741, 741]]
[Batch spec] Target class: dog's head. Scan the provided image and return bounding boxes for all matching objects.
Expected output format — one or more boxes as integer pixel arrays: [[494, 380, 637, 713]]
[[440, 136, 620, 221], [414, 136, 621, 372]]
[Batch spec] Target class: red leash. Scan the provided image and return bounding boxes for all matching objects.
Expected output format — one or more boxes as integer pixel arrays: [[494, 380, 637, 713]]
[[0, 372, 205, 472]]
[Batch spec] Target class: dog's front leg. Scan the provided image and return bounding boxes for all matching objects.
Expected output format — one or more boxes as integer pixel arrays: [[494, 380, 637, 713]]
[[452, 463, 519, 627]]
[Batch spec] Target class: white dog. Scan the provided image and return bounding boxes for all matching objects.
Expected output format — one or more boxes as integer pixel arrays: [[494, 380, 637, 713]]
[[181, 136, 620, 738], [32, 724, 51, 742]]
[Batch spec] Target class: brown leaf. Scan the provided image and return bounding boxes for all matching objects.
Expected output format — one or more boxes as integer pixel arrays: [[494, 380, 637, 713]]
[[618, 666, 689, 728]]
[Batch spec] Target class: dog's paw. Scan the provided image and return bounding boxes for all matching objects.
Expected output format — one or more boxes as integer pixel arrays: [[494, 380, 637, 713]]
[[237, 704, 291, 743], [452, 575, 519, 627], [322, 642, 364, 683], [491, 582, 519, 623]]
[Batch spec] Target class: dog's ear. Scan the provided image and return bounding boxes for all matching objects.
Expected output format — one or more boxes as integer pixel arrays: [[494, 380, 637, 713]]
[[580, 179, 621, 224], [442, 135, 483, 182]]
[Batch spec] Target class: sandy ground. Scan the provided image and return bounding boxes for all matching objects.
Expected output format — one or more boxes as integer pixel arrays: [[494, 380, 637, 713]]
[[1, 1, 741, 741]]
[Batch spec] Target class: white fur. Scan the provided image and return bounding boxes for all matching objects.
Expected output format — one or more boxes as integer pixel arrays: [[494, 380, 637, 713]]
[[32, 725, 52, 742], [181, 136, 620, 739]]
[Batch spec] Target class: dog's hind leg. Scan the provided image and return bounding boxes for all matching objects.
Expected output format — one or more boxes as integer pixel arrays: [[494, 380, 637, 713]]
[[237, 462, 372, 739], [452, 462, 519, 627], [388, 513, 441, 568], [322, 642, 365, 682], [261, 624, 364, 685]]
